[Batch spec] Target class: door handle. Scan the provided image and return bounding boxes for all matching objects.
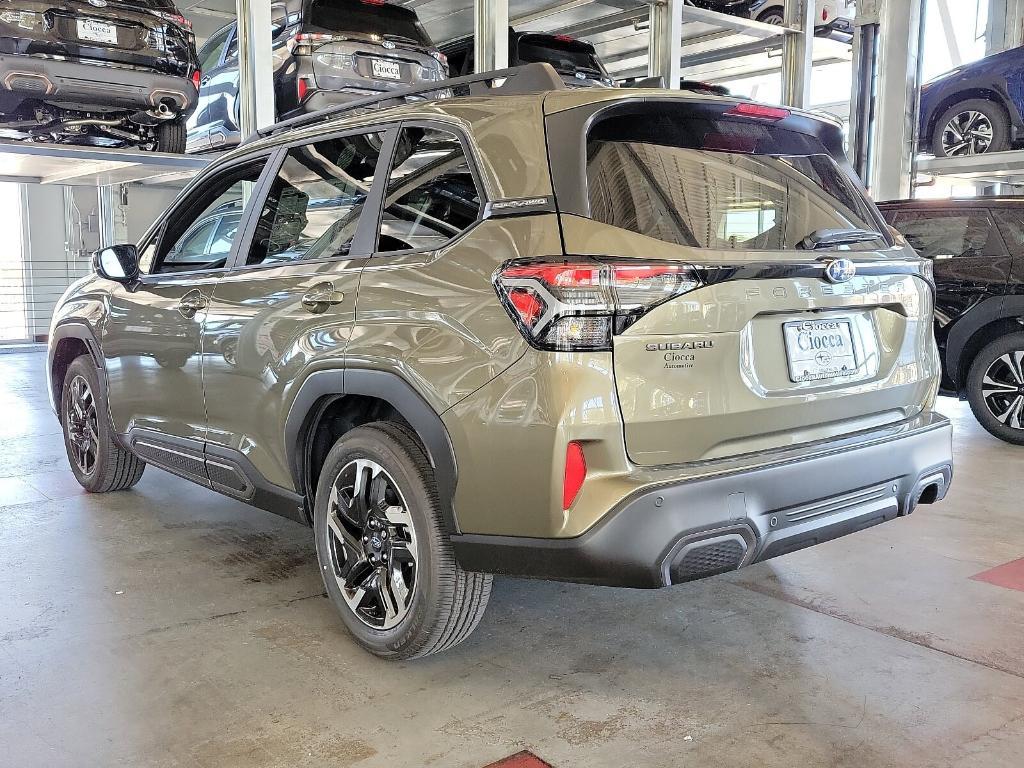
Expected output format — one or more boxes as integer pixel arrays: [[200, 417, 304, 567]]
[[301, 282, 345, 314], [177, 290, 209, 319]]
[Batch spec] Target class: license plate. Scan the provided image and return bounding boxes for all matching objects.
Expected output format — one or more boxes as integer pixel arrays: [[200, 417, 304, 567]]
[[77, 18, 118, 45], [783, 319, 859, 383], [371, 59, 402, 80]]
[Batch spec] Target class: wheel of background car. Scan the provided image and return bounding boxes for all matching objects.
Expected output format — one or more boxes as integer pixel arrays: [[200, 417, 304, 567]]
[[966, 332, 1024, 446], [312, 421, 492, 659], [61, 356, 146, 492], [932, 98, 1010, 158], [156, 119, 188, 154], [756, 9, 785, 25]]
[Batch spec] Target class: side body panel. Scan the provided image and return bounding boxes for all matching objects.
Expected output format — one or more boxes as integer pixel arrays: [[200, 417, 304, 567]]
[[202, 257, 365, 490]]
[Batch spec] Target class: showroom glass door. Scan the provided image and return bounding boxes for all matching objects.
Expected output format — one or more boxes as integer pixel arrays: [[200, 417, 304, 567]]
[[201, 128, 391, 491], [102, 156, 272, 443]]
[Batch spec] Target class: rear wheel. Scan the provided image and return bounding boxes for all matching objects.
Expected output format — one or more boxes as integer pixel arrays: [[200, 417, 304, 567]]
[[155, 118, 187, 153], [313, 422, 491, 659], [966, 333, 1024, 445], [756, 9, 784, 25], [60, 356, 146, 492], [932, 98, 1010, 157]]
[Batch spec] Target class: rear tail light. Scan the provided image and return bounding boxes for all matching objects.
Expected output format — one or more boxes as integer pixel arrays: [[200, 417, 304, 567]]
[[289, 32, 334, 55], [724, 102, 791, 121], [563, 442, 587, 511], [555, 34, 576, 42], [822, 8, 829, 21], [191, 70, 201, 90], [154, 11, 192, 30], [495, 260, 702, 351]]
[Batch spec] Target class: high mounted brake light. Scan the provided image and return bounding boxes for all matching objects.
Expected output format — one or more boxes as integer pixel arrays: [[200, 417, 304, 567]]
[[724, 102, 791, 121], [495, 260, 702, 351]]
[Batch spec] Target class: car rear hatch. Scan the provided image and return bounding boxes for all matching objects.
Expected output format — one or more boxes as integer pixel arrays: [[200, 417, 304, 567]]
[[2, 0, 194, 75], [304, 0, 444, 91], [542, 95, 939, 466], [514, 33, 610, 87]]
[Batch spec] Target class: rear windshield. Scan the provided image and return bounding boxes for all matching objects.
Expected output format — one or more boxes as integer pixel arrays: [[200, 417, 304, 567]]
[[586, 111, 889, 251], [517, 35, 604, 76], [308, 0, 433, 46]]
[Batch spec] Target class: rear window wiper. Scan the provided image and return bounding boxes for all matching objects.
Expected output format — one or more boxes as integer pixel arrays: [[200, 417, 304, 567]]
[[797, 228, 886, 250]]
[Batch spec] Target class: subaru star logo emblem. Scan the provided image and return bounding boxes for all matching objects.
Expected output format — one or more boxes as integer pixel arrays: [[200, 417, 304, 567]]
[[88, 0, 107, 6], [824, 258, 856, 284], [382, 40, 396, 49]]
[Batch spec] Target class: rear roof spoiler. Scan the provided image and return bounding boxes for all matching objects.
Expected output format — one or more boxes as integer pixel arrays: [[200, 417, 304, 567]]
[[248, 62, 566, 142]]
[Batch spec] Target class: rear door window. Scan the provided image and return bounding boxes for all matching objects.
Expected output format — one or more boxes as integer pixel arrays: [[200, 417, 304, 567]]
[[890, 210, 1007, 260], [247, 132, 384, 266], [585, 110, 889, 251]]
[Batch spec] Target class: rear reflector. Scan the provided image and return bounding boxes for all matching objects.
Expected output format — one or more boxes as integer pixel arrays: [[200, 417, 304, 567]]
[[191, 70, 201, 90], [297, 75, 313, 102], [563, 442, 587, 511], [724, 102, 791, 121]]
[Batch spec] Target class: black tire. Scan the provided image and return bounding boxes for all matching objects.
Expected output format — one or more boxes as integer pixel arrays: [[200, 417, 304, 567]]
[[965, 332, 1024, 446], [931, 98, 1010, 158], [60, 356, 146, 492], [155, 118, 187, 154], [313, 421, 491, 659]]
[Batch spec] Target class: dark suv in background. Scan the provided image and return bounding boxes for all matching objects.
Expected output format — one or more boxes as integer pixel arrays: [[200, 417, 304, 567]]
[[442, 29, 613, 88], [186, 0, 446, 152], [0, 0, 199, 152], [880, 198, 1024, 444]]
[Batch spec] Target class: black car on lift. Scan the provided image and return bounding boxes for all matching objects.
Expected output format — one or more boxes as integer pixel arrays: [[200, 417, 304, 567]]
[[441, 29, 614, 88], [186, 0, 447, 152], [0, 0, 200, 152], [879, 198, 1024, 444]]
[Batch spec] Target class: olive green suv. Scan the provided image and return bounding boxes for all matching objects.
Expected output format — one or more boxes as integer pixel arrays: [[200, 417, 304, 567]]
[[47, 65, 954, 659]]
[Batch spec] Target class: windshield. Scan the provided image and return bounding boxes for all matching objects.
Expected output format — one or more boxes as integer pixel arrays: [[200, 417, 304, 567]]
[[586, 112, 889, 251], [308, 0, 433, 46], [517, 35, 604, 76]]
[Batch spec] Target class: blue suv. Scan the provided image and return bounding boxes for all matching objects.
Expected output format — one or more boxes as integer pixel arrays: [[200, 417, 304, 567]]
[[920, 45, 1024, 157]]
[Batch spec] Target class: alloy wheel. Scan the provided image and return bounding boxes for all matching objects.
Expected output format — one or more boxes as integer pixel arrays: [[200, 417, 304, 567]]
[[941, 110, 995, 156], [759, 12, 784, 25], [324, 459, 419, 630], [65, 374, 99, 475], [981, 351, 1024, 430]]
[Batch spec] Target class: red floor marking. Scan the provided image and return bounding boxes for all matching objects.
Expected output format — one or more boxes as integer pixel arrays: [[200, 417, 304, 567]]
[[483, 751, 553, 768], [971, 557, 1024, 593]]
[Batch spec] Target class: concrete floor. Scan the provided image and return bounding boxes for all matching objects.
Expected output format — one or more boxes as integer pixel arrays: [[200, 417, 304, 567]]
[[2, 350, 1024, 768]]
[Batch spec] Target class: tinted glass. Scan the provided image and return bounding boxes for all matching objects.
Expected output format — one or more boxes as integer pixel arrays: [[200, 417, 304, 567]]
[[586, 112, 888, 251], [517, 35, 603, 76], [112, 0, 179, 8], [308, 0, 433, 45], [150, 162, 264, 274], [248, 133, 383, 265], [891, 210, 1006, 259], [377, 127, 481, 253], [198, 25, 231, 71], [992, 208, 1024, 255]]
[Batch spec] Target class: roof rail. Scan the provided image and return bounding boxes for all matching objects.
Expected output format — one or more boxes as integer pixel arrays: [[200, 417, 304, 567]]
[[250, 62, 565, 142]]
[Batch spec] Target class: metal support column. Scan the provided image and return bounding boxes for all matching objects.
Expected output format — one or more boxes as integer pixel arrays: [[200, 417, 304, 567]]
[[867, 0, 925, 201], [988, 0, 1024, 53], [236, 0, 275, 138], [648, 0, 683, 88], [849, 0, 880, 181], [475, 0, 509, 72], [781, 0, 814, 108]]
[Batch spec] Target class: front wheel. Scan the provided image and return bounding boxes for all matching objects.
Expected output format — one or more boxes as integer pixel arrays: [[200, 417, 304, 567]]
[[313, 422, 492, 659], [61, 356, 146, 491], [966, 332, 1024, 445], [756, 9, 784, 25], [932, 98, 1010, 157]]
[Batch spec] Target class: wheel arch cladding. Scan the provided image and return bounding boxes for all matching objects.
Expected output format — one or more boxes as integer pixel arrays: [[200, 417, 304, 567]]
[[49, 322, 104, 416], [947, 297, 1024, 390], [284, 369, 460, 533], [928, 87, 1012, 138]]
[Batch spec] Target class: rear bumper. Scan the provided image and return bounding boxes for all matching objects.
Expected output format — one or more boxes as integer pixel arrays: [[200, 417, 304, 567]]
[[452, 412, 953, 588], [0, 54, 197, 114]]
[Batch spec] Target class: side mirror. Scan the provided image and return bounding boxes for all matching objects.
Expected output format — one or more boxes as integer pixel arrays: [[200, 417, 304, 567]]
[[93, 244, 140, 284]]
